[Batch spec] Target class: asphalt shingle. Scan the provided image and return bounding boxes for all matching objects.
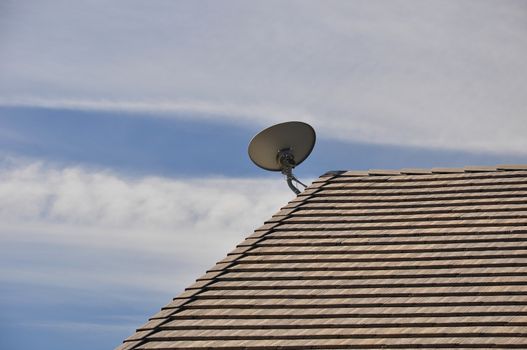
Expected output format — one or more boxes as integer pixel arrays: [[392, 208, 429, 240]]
[[117, 166, 527, 349]]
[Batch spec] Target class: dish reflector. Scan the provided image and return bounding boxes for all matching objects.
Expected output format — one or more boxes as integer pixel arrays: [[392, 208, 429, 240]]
[[248, 121, 316, 171]]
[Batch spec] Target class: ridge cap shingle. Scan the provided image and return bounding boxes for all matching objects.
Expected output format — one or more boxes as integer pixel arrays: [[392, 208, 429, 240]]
[[321, 164, 527, 178]]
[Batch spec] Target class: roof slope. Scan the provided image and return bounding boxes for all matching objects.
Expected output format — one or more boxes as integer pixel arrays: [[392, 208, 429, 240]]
[[118, 165, 527, 350]]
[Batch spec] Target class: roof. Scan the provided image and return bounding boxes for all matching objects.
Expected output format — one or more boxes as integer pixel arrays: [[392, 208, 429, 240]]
[[117, 164, 527, 350]]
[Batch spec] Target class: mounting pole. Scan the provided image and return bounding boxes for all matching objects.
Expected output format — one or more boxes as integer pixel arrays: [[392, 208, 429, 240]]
[[278, 149, 306, 195]]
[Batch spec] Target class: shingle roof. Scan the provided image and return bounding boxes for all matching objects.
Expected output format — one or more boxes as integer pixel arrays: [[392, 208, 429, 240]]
[[117, 165, 527, 350]]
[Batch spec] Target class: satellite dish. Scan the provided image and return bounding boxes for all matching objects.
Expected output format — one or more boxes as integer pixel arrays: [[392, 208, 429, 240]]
[[248, 121, 316, 194]]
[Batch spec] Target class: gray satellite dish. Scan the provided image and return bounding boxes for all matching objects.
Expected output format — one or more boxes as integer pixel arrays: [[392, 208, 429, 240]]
[[248, 121, 316, 194]]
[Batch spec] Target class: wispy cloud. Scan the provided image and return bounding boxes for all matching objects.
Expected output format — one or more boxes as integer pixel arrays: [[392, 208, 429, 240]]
[[0, 97, 307, 128], [0, 159, 292, 292], [0, 159, 291, 348], [2, 1, 526, 154]]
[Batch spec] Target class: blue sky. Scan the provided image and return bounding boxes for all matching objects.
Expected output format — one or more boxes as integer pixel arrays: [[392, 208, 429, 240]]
[[1, 1, 527, 349]]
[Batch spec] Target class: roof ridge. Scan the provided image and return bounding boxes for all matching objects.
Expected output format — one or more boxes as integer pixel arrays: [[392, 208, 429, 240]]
[[321, 164, 527, 177]]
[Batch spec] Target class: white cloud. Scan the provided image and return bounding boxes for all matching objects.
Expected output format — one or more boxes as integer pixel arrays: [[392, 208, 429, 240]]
[[0, 160, 292, 293], [1, 1, 526, 153]]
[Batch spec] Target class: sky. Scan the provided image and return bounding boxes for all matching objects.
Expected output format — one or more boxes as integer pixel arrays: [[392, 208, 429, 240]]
[[0, 1, 526, 349]]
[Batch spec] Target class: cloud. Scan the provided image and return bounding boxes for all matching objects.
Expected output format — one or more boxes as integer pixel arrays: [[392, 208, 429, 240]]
[[0, 159, 292, 293], [0, 96, 304, 127], [1, 1, 526, 154]]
